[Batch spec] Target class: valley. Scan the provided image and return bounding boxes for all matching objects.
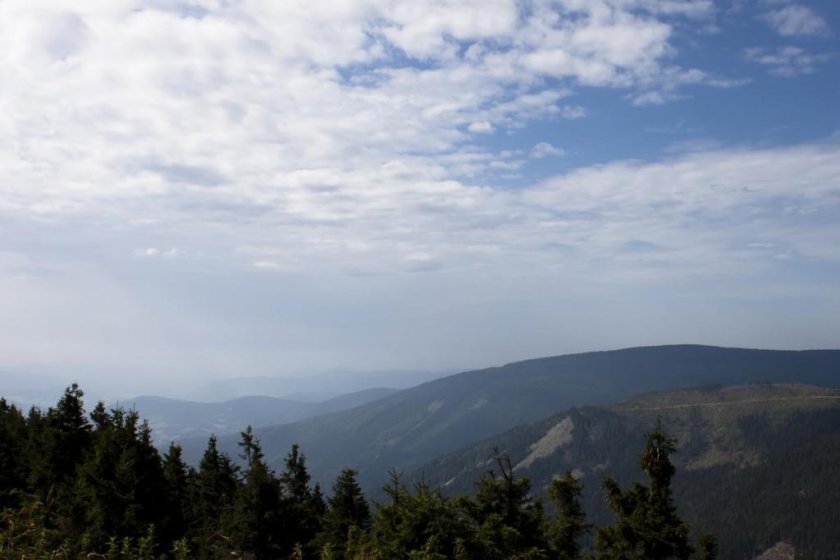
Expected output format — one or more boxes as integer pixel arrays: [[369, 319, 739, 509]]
[[180, 345, 840, 491]]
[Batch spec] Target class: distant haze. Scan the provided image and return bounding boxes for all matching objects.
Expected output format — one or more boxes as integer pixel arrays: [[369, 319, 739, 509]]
[[0, 369, 447, 409], [1, 1, 839, 391]]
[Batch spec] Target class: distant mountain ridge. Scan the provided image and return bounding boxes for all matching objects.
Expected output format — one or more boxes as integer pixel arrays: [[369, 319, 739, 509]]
[[125, 387, 398, 444], [181, 345, 840, 490], [188, 370, 448, 402], [415, 383, 840, 491]]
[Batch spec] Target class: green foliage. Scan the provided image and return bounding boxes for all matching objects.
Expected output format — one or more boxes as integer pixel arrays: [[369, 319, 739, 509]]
[[372, 472, 471, 559], [25, 384, 93, 508], [698, 533, 717, 560], [241, 346, 840, 495], [0, 399, 28, 510], [230, 426, 284, 559], [410, 386, 840, 558], [675, 407, 840, 558], [460, 451, 547, 559], [322, 468, 371, 557], [161, 443, 190, 543], [595, 421, 694, 560], [547, 471, 590, 559], [75, 408, 169, 549], [279, 443, 324, 557], [190, 434, 239, 557], [1, 384, 722, 560]]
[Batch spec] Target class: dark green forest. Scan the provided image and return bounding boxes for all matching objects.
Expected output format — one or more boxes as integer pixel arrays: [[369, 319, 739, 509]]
[[192, 346, 840, 491], [409, 385, 840, 559], [1, 385, 715, 559]]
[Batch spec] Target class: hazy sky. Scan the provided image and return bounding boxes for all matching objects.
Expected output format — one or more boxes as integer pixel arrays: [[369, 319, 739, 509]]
[[1, 0, 839, 389]]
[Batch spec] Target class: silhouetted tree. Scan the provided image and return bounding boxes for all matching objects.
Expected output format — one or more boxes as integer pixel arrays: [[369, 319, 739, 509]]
[[323, 468, 371, 557], [548, 471, 590, 559], [231, 426, 284, 559], [373, 471, 471, 559], [0, 399, 28, 509], [280, 443, 323, 555], [191, 435, 239, 557], [460, 450, 547, 559], [595, 420, 693, 559], [161, 443, 191, 545]]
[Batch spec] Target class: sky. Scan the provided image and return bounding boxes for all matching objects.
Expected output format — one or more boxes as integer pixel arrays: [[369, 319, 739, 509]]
[[1, 0, 839, 393]]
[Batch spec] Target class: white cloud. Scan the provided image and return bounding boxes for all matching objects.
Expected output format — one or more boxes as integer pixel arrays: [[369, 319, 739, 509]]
[[531, 142, 566, 159], [522, 142, 840, 273], [744, 46, 831, 77], [135, 247, 185, 259], [558, 105, 588, 119], [762, 4, 831, 37], [0, 1, 738, 230], [0, 1, 830, 278], [146, 140, 840, 280], [468, 121, 494, 134], [631, 91, 672, 105], [3, 0, 833, 376]]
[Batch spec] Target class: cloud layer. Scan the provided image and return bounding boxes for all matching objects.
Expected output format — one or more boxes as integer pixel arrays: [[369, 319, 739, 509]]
[[0, 1, 725, 223], [1, 0, 839, 381]]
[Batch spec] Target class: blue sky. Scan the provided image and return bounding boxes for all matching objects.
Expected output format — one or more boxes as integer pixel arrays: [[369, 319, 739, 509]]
[[0, 0, 838, 394]]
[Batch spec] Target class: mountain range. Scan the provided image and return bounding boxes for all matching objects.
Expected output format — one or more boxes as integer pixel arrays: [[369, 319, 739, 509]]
[[181, 345, 840, 492], [121, 387, 398, 444], [409, 383, 840, 558]]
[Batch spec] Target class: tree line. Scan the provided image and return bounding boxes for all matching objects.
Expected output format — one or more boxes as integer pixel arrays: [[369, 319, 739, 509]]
[[0, 385, 716, 559]]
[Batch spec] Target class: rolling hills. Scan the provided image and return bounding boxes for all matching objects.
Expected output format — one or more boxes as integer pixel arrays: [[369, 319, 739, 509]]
[[181, 345, 840, 491], [410, 383, 840, 559], [124, 387, 398, 444]]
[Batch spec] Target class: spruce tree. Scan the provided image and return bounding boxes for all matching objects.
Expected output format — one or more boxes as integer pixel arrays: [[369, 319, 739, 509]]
[[0, 399, 29, 509], [548, 471, 590, 560], [28, 384, 92, 500], [278, 443, 323, 556], [698, 534, 718, 560], [72, 408, 168, 552], [460, 451, 547, 559], [161, 443, 190, 545], [280, 443, 313, 503], [373, 471, 470, 559], [192, 435, 239, 556], [232, 426, 284, 559], [323, 468, 371, 556], [595, 421, 693, 560]]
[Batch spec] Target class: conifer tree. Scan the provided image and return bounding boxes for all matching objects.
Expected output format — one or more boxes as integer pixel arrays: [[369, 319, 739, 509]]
[[373, 471, 470, 559], [461, 451, 547, 559], [0, 385, 724, 560], [0, 399, 28, 509], [72, 408, 168, 551], [49, 384, 93, 480], [312, 482, 327, 518], [192, 435, 239, 556], [28, 384, 92, 500], [280, 443, 323, 555], [548, 471, 590, 560], [323, 468, 371, 557], [232, 426, 284, 559], [595, 421, 693, 560], [281, 443, 313, 502], [698, 534, 718, 560], [161, 443, 190, 545]]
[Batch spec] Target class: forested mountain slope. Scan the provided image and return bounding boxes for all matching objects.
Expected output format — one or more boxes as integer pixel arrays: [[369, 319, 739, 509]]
[[182, 345, 840, 490], [0, 384, 708, 559], [411, 383, 840, 559]]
